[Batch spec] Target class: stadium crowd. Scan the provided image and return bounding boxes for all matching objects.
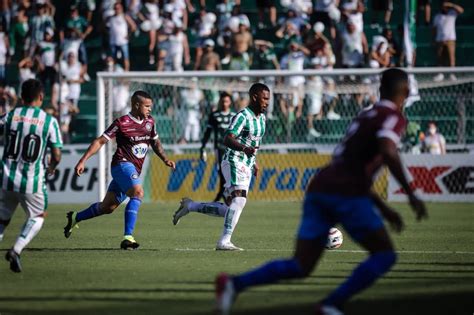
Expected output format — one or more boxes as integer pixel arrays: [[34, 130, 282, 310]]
[[0, 0, 465, 143]]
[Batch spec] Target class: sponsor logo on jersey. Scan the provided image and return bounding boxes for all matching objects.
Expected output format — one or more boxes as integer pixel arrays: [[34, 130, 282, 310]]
[[131, 173, 139, 180], [132, 143, 148, 158]]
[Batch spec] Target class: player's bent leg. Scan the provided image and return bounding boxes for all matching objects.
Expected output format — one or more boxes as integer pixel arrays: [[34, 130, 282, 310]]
[[0, 190, 20, 241], [322, 227, 396, 309]]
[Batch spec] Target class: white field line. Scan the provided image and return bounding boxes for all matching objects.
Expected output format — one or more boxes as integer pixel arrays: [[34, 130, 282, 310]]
[[174, 248, 474, 255]]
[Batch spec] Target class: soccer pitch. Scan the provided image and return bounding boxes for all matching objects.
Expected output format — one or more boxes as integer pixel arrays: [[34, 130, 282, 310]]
[[1, 201, 473, 315]]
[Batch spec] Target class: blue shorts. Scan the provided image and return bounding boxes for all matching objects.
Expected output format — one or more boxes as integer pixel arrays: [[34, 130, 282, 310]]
[[110, 44, 130, 60], [108, 162, 141, 204], [297, 192, 384, 243]]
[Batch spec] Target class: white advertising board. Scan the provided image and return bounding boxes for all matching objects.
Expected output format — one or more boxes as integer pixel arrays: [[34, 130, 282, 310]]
[[47, 154, 100, 203], [388, 154, 474, 202]]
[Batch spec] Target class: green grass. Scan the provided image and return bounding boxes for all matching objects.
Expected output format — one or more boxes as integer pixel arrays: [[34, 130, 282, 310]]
[[1, 202, 473, 315]]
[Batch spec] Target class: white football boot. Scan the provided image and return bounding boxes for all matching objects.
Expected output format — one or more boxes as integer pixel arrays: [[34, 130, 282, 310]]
[[215, 273, 236, 315], [172, 197, 192, 225], [216, 241, 244, 251]]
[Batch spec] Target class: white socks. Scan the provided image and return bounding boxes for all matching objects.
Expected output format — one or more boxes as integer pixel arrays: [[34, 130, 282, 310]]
[[219, 197, 247, 244], [189, 201, 228, 217], [13, 217, 44, 254]]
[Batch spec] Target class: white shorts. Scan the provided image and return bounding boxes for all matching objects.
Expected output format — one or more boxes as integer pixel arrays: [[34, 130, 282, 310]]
[[221, 159, 252, 196], [0, 189, 46, 220], [308, 92, 323, 115]]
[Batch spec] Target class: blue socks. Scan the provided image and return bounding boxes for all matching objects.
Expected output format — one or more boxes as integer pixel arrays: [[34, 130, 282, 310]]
[[232, 258, 304, 292], [76, 202, 102, 222], [323, 251, 397, 307], [124, 197, 142, 236]]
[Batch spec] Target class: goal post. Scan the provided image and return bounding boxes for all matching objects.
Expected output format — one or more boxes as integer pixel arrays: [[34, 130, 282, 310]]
[[96, 67, 474, 202]]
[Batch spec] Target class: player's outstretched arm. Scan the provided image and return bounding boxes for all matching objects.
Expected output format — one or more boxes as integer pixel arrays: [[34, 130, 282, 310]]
[[378, 138, 428, 221], [75, 136, 108, 176], [369, 191, 404, 233], [151, 138, 176, 170], [223, 134, 255, 156]]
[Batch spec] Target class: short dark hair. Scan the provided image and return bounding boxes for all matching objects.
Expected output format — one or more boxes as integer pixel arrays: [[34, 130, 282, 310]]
[[218, 92, 233, 110], [379, 68, 409, 100], [131, 90, 152, 105], [21, 79, 43, 103], [249, 83, 270, 97]]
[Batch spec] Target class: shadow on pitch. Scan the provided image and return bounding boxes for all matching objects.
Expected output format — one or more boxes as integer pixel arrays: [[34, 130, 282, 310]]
[[231, 291, 474, 315]]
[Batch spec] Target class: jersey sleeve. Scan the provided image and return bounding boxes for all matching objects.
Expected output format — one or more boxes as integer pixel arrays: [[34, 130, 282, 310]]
[[48, 117, 63, 148], [102, 119, 119, 140], [376, 113, 406, 146], [226, 112, 246, 137], [151, 121, 159, 140]]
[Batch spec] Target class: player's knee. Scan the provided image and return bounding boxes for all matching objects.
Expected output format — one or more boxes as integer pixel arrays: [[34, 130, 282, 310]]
[[127, 186, 144, 200], [230, 194, 247, 210]]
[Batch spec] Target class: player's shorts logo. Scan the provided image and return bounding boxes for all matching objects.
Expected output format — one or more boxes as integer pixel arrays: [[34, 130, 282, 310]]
[[132, 143, 148, 158], [131, 173, 139, 180], [145, 123, 152, 131]]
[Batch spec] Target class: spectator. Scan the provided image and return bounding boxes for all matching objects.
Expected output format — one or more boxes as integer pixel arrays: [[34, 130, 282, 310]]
[[196, 39, 221, 71], [311, 0, 340, 39], [8, 8, 29, 59], [305, 22, 330, 58], [108, 2, 136, 71], [61, 5, 92, 80], [433, 1, 463, 81], [339, 17, 367, 68], [369, 35, 391, 69], [73, 0, 97, 23], [59, 51, 82, 143], [216, 0, 240, 35], [372, 0, 392, 25], [179, 78, 204, 144], [228, 22, 252, 71], [0, 23, 8, 83], [36, 27, 57, 99], [18, 56, 37, 91], [418, 0, 432, 25], [280, 41, 307, 122], [166, 0, 192, 31], [137, 0, 160, 65], [276, 8, 309, 39], [159, 23, 190, 72], [422, 122, 446, 154], [256, 0, 276, 29], [0, 0, 12, 32], [29, 1, 55, 53], [382, 27, 400, 66], [275, 20, 301, 50], [0, 82, 16, 115], [192, 9, 216, 70]]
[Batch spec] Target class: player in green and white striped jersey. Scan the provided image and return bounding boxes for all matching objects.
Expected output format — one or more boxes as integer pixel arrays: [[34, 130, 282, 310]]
[[0, 79, 62, 272], [173, 83, 270, 251]]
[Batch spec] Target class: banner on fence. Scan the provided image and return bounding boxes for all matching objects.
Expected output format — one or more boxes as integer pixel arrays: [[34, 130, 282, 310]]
[[388, 154, 474, 202], [147, 153, 388, 202]]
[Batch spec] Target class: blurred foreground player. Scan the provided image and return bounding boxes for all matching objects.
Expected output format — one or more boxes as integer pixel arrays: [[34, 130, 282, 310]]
[[64, 91, 175, 249], [215, 68, 428, 315], [0, 79, 62, 272]]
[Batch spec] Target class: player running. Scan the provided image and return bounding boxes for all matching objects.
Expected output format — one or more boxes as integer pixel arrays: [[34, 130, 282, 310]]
[[173, 83, 269, 251], [215, 69, 428, 314], [0, 79, 62, 272], [64, 91, 176, 250], [199, 92, 235, 202]]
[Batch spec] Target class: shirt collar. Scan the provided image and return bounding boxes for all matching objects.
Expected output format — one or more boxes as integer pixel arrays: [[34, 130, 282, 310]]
[[376, 99, 398, 110], [128, 112, 144, 124]]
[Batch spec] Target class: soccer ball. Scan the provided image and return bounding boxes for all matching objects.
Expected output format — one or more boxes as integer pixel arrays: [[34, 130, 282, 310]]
[[326, 228, 343, 250]]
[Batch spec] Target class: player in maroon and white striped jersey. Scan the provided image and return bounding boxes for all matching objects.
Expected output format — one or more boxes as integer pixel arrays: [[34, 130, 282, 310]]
[[64, 91, 176, 250]]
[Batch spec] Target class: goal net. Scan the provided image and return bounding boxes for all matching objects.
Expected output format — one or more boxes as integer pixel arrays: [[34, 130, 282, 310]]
[[97, 68, 474, 202]]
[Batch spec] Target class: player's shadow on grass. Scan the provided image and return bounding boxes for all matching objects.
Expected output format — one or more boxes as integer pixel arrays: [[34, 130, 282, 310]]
[[231, 291, 474, 315], [74, 287, 214, 293]]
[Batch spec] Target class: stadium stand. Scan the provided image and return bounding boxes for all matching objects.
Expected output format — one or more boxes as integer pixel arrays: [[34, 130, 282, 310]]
[[2, 0, 473, 145]]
